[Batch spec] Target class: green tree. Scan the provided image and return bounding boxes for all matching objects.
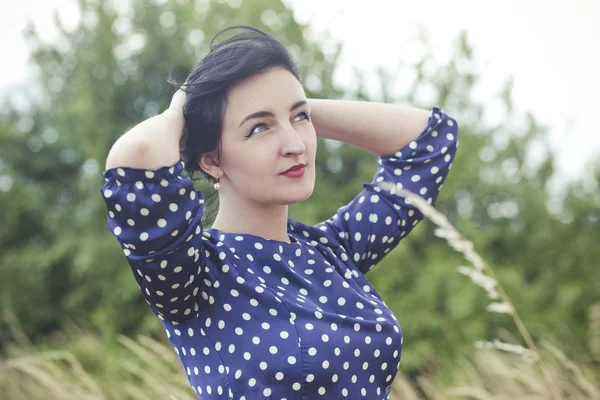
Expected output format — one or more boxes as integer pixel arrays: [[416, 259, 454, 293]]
[[1, 0, 598, 382]]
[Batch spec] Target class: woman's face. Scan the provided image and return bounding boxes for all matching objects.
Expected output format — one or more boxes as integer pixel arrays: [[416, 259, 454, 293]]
[[210, 66, 317, 207]]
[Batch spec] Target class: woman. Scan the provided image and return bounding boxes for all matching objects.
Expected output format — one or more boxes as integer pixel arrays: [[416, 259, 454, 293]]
[[101, 26, 458, 399]]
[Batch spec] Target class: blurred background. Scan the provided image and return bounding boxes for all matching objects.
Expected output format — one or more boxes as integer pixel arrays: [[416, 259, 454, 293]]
[[0, 0, 599, 398]]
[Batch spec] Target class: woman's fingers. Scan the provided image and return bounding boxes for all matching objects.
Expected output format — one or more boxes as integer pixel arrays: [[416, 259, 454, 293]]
[[169, 87, 187, 113]]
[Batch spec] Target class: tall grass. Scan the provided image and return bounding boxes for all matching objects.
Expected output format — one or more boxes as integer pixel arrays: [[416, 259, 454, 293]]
[[1, 330, 597, 399], [379, 183, 599, 399]]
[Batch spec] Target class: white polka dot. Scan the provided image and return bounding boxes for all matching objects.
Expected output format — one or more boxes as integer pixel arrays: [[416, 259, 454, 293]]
[[140, 232, 149, 241], [157, 218, 167, 227], [151, 194, 161, 202]]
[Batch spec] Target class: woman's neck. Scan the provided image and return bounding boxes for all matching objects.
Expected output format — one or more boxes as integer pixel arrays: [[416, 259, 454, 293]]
[[210, 194, 291, 243]]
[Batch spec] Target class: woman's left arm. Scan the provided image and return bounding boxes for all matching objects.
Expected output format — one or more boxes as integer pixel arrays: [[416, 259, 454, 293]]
[[308, 99, 459, 274], [308, 99, 430, 156]]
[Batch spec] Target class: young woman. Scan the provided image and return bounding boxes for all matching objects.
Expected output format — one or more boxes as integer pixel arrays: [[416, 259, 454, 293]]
[[101, 26, 458, 399]]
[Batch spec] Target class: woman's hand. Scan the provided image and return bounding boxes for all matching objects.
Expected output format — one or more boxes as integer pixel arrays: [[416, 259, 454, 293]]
[[168, 84, 187, 114]]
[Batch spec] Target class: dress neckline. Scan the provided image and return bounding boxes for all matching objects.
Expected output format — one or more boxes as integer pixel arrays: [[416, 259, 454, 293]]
[[205, 227, 300, 245]]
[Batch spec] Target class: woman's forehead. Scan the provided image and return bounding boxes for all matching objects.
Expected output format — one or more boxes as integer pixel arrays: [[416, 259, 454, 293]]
[[226, 67, 305, 114]]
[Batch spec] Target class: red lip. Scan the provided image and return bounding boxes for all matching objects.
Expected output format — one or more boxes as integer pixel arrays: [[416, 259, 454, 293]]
[[281, 163, 306, 175]]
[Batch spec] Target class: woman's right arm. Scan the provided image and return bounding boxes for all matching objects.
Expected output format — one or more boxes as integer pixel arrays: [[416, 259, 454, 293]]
[[106, 87, 186, 170], [101, 90, 208, 324]]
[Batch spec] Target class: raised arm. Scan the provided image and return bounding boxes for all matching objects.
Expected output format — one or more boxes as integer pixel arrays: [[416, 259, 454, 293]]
[[101, 88, 209, 323], [310, 101, 459, 274], [308, 99, 430, 157], [105, 89, 186, 170]]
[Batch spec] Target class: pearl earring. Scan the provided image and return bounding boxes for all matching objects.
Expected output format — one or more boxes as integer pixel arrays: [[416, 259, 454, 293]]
[[213, 178, 220, 191]]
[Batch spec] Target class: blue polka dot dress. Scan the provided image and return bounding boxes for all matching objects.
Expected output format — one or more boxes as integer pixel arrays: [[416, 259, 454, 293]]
[[101, 107, 458, 399]]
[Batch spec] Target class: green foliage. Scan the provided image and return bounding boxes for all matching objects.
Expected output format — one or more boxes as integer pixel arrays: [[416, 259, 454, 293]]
[[1, 0, 598, 384]]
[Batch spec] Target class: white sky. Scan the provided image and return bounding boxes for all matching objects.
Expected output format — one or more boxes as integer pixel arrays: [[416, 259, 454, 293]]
[[1, 0, 599, 182]]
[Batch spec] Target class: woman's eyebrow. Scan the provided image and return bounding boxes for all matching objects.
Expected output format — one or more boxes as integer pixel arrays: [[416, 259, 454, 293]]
[[238, 100, 308, 127]]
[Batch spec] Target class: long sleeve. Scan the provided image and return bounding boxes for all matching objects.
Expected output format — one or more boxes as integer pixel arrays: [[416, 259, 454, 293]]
[[100, 160, 207, 323], [322, 107, 459, 274]]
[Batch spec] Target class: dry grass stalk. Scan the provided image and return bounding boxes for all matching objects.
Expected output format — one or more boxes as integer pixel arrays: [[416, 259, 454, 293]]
[[1, 328, 598, 399], [1, 350, 104, 400], [378, 182, 564, 400]]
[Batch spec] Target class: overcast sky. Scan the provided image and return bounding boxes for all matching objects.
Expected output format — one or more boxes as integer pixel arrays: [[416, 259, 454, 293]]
[[1, 0, 599, 183]]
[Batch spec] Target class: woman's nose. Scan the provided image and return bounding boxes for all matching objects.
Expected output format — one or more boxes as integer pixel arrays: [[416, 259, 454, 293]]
[[281, 126, 305, 156]]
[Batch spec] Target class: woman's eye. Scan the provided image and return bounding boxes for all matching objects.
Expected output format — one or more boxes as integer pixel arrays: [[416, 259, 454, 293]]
[[294, 111, 311, 122], [248, 123, 267, 137]]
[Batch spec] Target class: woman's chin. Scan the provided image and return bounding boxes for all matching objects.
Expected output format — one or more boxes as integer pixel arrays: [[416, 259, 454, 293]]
[[270, 186, 315, 206]]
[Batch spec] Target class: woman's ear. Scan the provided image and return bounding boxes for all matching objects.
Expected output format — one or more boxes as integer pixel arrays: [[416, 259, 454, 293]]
[[199, 152, 221, 180]]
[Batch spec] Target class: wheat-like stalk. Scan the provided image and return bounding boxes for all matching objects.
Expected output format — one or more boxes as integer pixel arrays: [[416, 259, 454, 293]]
[[378, 182, 564, 400], [589, 303, 600, 363]]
